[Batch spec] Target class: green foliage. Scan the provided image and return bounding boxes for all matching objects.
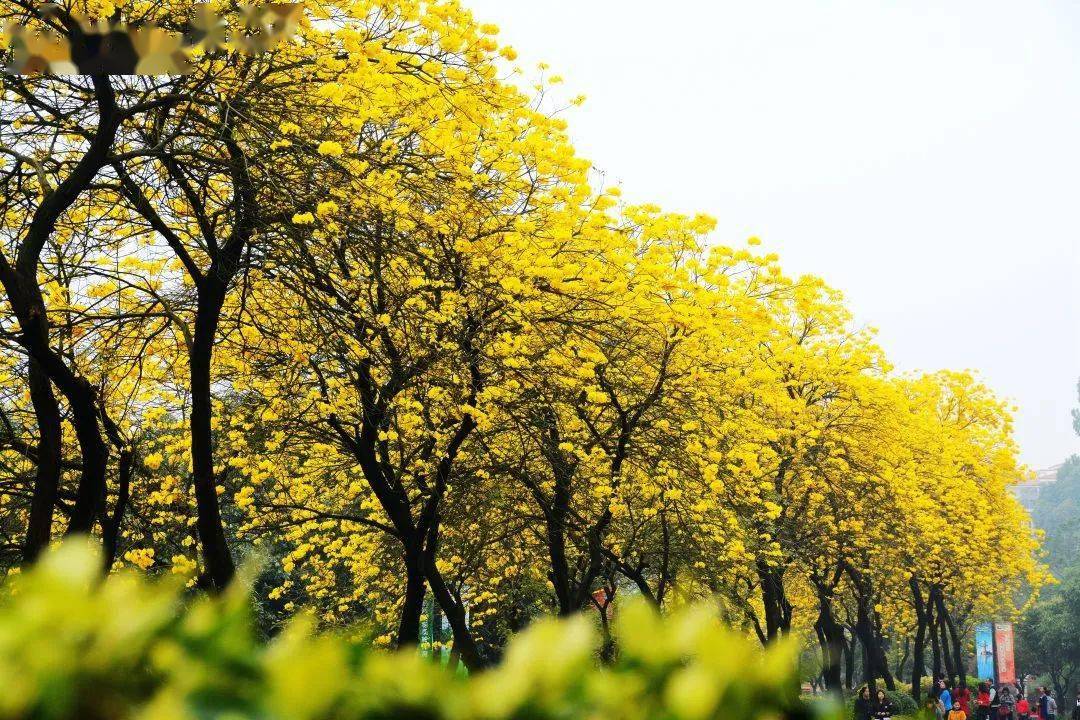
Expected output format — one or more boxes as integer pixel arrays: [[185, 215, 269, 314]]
[[1072, 379, 1080, 438], [885, 690, 919, 716], [1018, 565, 1080, 698], [0, 540, 840, 720], [1028, 456, 1080, 575]]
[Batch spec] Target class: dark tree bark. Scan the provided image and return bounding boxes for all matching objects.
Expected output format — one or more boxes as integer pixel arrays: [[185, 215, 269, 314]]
[[183, 121, 260, 590], [844, 629, 856, 691], [22, 362, 63, 563], [318, 300, 484, 666], [0, 74, 119, 545], [101, 446, 132, 571], [62, 380, 110, 535], [758, 560, 794, 641], [929, 590, 942, 682], [911, 577, 930, 702], [429, 595, 443, 663], [938, 598, 956, 683], [872, 609, 896, 688], [816, 595, 846, 693], [592, 582, 617, 665], [519, 341, 675, 618], [845, 561, 895, 691], [813, 567, 846, 694], [189, 281, 237, 589], [533, 432, 622, 617], [423, 517, 485, 669], [534, 418, 576, 616], [398, 549, 426, 647], [936, 591, 967, 689], [897, 638, 910, 685], [861, 626, 874, 690], [114, 112, 260, 589]]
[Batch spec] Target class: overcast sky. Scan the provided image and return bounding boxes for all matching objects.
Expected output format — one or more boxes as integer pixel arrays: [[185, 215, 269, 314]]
[[466, 0, 1080, 470]]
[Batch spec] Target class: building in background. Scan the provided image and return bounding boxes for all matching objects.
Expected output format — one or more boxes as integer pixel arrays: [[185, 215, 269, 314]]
[[1012, 465, 1063, 508]]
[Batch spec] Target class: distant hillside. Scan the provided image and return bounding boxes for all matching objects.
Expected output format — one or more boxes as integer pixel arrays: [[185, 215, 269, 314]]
[[1024, 456, 1080, 574]]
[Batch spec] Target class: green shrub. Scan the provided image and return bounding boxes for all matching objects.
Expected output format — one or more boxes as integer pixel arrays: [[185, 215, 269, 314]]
[[885, 689, 919, 716], [0, 540, 841, 720]]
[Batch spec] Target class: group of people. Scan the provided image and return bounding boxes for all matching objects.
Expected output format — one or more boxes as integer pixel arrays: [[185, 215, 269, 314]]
[[915, 680, 1078, 720], [855, 680, 1080, 720], [853, 687, 900, 719]]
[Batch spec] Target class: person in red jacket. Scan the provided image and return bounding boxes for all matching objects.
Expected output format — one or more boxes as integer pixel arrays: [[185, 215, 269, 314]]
[[955, 685, 973, 717], [977, 683, 993, 720], [1016, 695, 1031, 720]]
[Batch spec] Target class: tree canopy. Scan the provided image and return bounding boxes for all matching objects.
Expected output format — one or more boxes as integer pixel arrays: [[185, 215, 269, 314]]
[[0, 0, 1046, 688]]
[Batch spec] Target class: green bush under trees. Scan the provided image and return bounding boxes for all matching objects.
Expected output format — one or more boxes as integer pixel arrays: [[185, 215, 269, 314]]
[[0, 541, 840, 720]]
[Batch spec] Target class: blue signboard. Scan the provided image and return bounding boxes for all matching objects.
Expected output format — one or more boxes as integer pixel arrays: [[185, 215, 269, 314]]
[[975, 623, 996, 681]]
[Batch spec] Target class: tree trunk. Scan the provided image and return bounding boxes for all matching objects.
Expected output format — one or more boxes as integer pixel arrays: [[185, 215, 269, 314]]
[[657, 507, 672, 606], [182, 112, 254, 591], [397, 551, 426, 648], [0, 74, 118, 545], [595, 586, 616, 664], [937, 592, 967, 689], [929, 592, 942, 682], [758, 560, 793, 641], [429, 599, 443, 663], [846, 562, 895, 691], [22, 361, 63, 563], [872, 611, 897, 690], [101, 447, 133, 571], [911, 578, 929, 702], [447, 644, 461, 674], [897, 638, 910, 684], [815, 583, 845, 694], [424, 524, 486, 669], [860, 622, 875, 690], [544, 495, 575, 615], [938, 602, 956, 683], [844, 629, 856, 691], [189, 283, 235, 589], [63, 380, 110, 535]]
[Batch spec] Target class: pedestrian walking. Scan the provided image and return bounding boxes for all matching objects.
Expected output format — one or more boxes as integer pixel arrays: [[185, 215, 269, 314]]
[[950, 701, 970, 720], [1070, 689, 1080, 720], [1018, 695, 1031, 720], [1048, 691, 1058, 720], [1039, 687, 1049, 720]]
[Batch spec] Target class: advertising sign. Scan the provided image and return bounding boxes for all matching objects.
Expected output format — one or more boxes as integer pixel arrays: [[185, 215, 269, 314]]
[[994, 622, 1016, 684], [975, 623, 996, 681]]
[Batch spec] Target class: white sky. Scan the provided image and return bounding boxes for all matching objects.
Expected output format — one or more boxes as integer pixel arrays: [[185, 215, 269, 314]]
[[466, 0, 1080, 470]]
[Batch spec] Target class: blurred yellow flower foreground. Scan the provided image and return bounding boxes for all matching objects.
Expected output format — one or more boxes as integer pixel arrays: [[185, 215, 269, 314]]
[[0, 540, 837, 720]]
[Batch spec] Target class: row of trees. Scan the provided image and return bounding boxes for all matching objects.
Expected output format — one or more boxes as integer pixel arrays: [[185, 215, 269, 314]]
[[1017, 398, 1080, 699], [1019, 566, 1080, 700], [0, 0, 1046, 687]]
